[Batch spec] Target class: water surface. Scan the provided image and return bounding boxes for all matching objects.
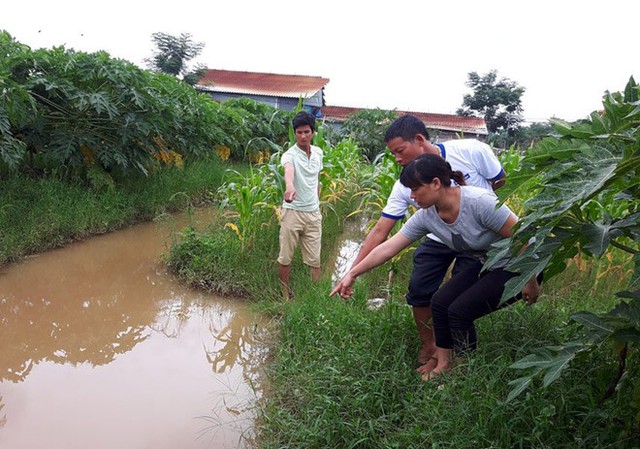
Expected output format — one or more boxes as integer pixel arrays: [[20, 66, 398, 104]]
[[0, 210, 269, 449]]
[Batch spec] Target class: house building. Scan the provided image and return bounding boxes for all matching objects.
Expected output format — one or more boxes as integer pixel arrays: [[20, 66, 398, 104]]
[[195, 69, 329, 117], [195, 69, 488, 140], [321, 106, 488, 141]]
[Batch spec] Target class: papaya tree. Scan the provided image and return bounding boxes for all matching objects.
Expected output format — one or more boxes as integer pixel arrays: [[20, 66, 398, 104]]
[[338, 108, 397, 162], [0, 30, 227, 183], [486, 77, 639, 415]]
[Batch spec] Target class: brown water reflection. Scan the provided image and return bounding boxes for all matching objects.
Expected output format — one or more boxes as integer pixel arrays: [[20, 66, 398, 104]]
[[0, 210, 270, 449]]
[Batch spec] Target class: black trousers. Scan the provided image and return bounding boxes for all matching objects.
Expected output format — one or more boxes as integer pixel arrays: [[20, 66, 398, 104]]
[[430, 267, 523, 353], [406, 238, 482, 307]]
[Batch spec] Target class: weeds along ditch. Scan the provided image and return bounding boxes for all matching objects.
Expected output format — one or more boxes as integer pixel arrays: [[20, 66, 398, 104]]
[[0, 157, 230, 265], [168, 149, 638, 447], [253, 250, 638, 449]]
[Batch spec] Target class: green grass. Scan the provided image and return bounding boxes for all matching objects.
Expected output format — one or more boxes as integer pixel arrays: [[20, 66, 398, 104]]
[[165, 185, 353, 301], [0, 156, 228, 264], [255, 253, 639, 449]]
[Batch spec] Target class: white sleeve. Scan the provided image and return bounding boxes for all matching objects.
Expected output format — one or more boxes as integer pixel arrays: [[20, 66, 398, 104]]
[[469, 141, 504, 181], [381, 180, 415, 220]]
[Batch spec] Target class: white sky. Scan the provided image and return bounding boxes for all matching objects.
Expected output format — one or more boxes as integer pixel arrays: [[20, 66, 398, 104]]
[[2, 0, 638, 123]]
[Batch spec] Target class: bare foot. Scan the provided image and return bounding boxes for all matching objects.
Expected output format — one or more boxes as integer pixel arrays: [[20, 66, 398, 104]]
[[416, 356, 438, 375], [282, 287, 293, 301], [417, 344, 436, 365], [421, 361, 452, 381]]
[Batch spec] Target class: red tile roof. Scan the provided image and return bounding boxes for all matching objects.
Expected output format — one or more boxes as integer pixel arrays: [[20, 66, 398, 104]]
[[321, 105, 488, 135], [196, 69, 486, 135], [197, 69, 329, 99]]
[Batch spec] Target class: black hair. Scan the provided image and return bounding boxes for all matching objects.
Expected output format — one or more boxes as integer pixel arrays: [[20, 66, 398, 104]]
[[384, 114, 430, 143], [292, 111, 316, 132], [400, 153, 466, 189]]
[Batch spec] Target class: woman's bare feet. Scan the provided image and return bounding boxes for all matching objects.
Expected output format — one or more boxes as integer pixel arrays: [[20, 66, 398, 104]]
[[420, 360, 452, 381], [417, 343, 436, 365], [420, 347, 453, 381], [416, 356, 438, 375]]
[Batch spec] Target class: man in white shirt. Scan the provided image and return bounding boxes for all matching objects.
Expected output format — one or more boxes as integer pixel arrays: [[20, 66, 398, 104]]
[[278, 111, 324, 299]]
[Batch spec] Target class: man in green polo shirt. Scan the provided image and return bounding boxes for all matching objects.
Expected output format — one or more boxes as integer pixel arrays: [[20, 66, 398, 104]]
[[277, 111, 324, 299]]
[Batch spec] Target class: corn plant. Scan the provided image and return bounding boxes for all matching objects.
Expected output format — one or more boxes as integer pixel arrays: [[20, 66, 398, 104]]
[[217, 163, 281, 247], [351, 151, 401, 225], [319, 138, 366, 215]]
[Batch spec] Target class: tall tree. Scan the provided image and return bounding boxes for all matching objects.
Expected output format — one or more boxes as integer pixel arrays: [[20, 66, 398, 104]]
[[146, 32, 206, 85], [457, 70, 525, 143]]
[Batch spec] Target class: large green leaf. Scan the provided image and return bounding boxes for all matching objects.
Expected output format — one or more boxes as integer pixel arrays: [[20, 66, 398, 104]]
[[570, 311, 614, 338], [542, 350, 576, 387], [581, 219, 626, 256], [501, 77, 640, 409], [506, 341, 587, 400]]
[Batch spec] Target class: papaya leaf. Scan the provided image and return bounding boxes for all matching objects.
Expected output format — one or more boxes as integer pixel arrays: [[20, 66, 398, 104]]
[[623, 76, 638, 103], [616, 289, 640, 300], [570, 311, 614, 335], [507, 342, 586, 400], [502, 78, 639, 411], [509, 352, 553, 370], [542, 351, 576, 387], [483, 238, 514, 271], [581, 220, 624, 256], [610, 328, 640, 344], [551, 119, 574, 137], [608, 297, 640, 327], [500, 253, 551, 302], [506, 376, 534, 402]]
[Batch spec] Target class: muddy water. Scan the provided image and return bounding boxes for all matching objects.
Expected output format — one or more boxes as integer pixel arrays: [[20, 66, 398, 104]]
[[0, 210, 270, 449], [331, 216, 365, 283]]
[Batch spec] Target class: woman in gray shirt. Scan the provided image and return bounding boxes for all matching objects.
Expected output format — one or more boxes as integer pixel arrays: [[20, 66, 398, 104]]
[[331, 154, 541, 380]]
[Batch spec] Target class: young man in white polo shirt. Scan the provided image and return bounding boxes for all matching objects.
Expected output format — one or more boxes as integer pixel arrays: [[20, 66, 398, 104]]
[[277, 111, 324, 299]]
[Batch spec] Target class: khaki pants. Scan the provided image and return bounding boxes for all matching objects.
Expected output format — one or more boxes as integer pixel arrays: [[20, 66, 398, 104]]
[[277, 208, 322, 267]]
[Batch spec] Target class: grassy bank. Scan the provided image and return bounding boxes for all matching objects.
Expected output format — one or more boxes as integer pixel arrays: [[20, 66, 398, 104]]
[[4, 156, 637, 448], [0, 156, 227, 265], [257, 251, 639, 448], [165, 189, 357, 301]]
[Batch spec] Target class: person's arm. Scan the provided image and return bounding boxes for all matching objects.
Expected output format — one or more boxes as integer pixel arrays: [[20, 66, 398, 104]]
[[330, 232, 412, 298], [491, 172, 506, 190], [349, 216, 399, 267], [498, 214, 541, 305], [471, 140, 506, 190], [283, 162, 296, 203]]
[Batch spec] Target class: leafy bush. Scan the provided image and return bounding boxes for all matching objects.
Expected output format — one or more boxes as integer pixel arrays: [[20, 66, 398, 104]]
[[488, 76, 640, 420], [338, 108, 397, 162], [0, 31, 233, 179], [0, 31, 291, 183], [222, 97, 291, 155], [165, 227, 254, 297]]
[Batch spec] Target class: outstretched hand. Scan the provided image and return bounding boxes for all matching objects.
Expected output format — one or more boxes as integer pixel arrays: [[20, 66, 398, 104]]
[[522, 276, 541, 305], [284, 187, 296, 203], [330, 273, 356, 299]]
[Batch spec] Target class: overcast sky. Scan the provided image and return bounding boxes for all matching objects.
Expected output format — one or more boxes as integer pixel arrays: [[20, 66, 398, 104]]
[[2, 0, 638, 123]]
